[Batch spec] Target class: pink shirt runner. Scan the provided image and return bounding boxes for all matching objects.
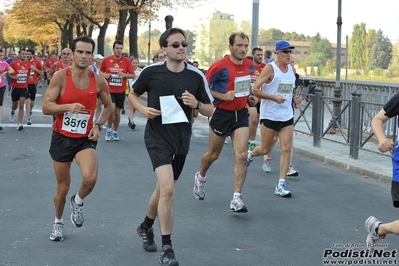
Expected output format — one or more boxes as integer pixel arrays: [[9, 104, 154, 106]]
[[0, 61, 10, 87]]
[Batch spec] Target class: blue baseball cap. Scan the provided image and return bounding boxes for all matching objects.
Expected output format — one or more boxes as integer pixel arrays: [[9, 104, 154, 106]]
[[275, 40, 295, 51]]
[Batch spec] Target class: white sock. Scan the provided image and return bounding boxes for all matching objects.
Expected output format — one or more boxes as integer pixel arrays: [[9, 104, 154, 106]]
[[74, 194, 83, 205], [279, 179, 286, 184], [197, 172, 206, 182], [233, 192, 241, 198], [249, 140, 255, 144], [55, 217, 63, 224], [248, 153, 253, 160]]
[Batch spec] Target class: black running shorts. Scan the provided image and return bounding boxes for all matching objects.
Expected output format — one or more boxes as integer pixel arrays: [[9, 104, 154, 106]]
[[260, 118, 294, 132], [110, 92, 125, 110], [0, 86, 5, 106], [49, 131, 97, 162], [11, 87, 28, 102], [27, 84, 37, 101], [147, 146, 187, 180], [208, 107, 249, 137]]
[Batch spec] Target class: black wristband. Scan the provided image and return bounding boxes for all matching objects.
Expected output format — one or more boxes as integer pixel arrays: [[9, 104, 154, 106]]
[[95, 123, 102, 131]]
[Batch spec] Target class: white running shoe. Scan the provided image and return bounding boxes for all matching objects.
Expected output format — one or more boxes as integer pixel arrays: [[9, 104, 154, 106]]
[[263, 156, 271, 173], [365, 216, 386, 249], [274, 181, 292, 197], [193, 172, 206, 200], [49, 222, 64, 241], [112, 131, 120, 141], [229, 196, 248, 213], [105, 129, 112, 141], [287, 165, 298, 176], [224, 136, 230, 144], [9, 112, 15, 123], [70, 195, 84, 227]]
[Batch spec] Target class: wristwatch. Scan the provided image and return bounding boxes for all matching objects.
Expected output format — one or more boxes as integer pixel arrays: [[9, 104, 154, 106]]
[[95, 123, 102, 131], [195, 101, 202, 110]]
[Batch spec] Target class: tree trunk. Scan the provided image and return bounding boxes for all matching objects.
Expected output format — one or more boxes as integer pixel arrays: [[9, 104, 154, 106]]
[[76, 24, 81, 36], [88, 24, 94, 37], [115, 9, 129, 42], [68, 22, 74, 48], [128, 9, 139, 57], [97, 18, 110, 56]]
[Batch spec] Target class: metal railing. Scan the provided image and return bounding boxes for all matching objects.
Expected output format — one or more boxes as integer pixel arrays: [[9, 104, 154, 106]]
[[294, 78, 399, 159]]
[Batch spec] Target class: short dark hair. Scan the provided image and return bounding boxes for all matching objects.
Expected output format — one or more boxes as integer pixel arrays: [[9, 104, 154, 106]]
[[71, 35, 95, 53], [193, 61, 199, 64], [113, 40, 124, 49], [27, 49, 35, 55], [19, 49, 26, 54], [265, 50, 272, 58], [229, 32, 249, 46], [0, 49, 3, 53], [159, 28, 186, 48], [252, 47, 263, 54]]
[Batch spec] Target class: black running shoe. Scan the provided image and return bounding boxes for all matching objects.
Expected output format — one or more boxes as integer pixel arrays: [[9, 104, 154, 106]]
[[159, 245, 179, 266], [136, 225, 157, 252], [130, 122, 136, 130]]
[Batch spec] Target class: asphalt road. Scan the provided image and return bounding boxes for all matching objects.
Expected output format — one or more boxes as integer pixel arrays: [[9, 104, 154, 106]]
[[1, 84, 398, 266]]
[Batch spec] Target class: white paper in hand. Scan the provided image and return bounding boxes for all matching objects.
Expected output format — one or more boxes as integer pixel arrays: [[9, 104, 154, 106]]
[[159, 95, 189, 124]]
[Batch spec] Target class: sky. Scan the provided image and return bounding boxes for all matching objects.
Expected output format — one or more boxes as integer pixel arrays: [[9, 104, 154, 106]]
[[123, 0, 399, 44]]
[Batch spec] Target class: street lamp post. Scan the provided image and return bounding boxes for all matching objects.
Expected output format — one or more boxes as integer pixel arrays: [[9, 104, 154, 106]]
[[165, 15, 174, 30], [147, 0, 152, 65], [331, 0, 342, 133], [251, 0, 259, 49]]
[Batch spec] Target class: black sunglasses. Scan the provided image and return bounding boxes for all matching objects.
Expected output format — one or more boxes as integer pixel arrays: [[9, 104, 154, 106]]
[[280, 50, 292, 54], [168, 41, 188, 49]]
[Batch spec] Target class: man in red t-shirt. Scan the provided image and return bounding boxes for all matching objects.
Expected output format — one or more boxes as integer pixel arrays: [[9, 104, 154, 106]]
[[26, 49, 44, 125], [100, 40, 135, 141], [6, 49, 31, 130], [194, 32, 256, 213], [48, 48, 72, 79], [248, 47, 266, 151]]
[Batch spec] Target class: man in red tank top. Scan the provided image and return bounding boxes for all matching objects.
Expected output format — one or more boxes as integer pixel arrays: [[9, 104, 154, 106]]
[[42, 35, 114, 242]]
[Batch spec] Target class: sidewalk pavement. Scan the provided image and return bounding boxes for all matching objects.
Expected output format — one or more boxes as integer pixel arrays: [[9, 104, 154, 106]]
[[195, 113, 392, 184]]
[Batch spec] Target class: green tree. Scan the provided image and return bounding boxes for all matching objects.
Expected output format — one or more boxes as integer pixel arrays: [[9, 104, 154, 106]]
[[196, 17, 237, 67], [258, 28, 284, 42], [387, 43, 399, 78], [239, 20, 252, 39], [365, 29, 375, 68], [185, 30, 195, 60], [368, 29, 392, 70], [137, 29, 162, 61], [305, 33, 333, 69], [349, 23, 367, 69], [0, 12, 11, 50]]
